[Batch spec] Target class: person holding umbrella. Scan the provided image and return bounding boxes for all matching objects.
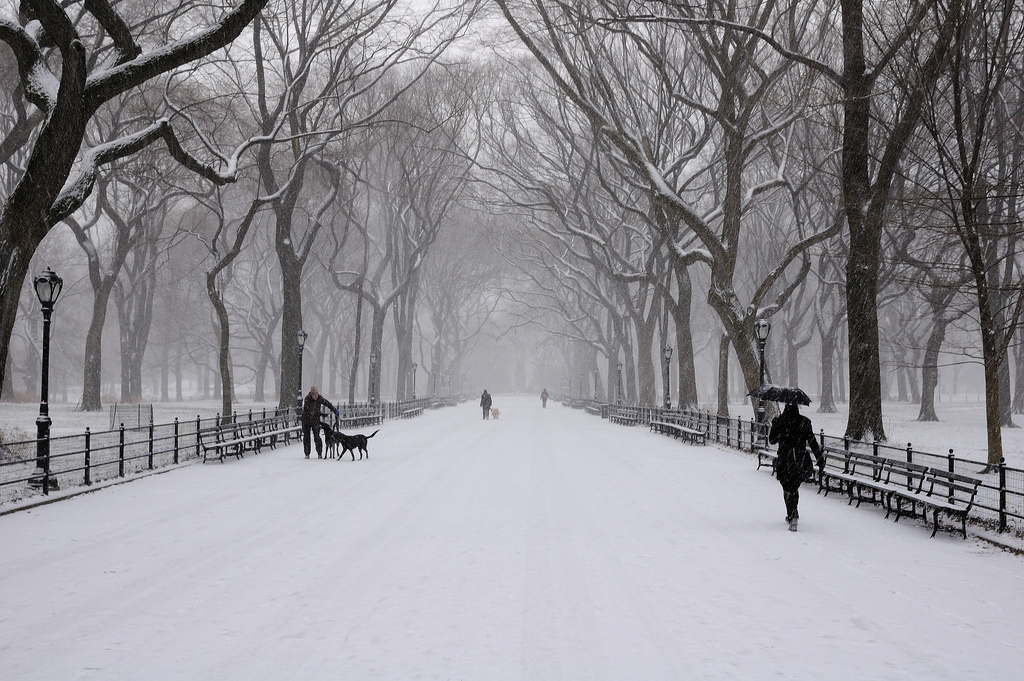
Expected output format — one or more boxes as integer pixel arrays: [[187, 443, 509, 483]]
[[767, 398, 824, 532]]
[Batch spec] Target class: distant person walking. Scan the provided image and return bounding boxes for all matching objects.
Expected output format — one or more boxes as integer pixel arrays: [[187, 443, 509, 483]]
[[541, 388, 549, 408], [480, 389, 492, 420], [302, 386, 337, 459], [768, 402, 824, 532]]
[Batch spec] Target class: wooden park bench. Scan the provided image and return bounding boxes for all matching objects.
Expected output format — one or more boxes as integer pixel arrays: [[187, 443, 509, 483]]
[[607, 407, 640, 427], [199, 420, 266, 463], [336, 406, 384, 429], [818, 447, 981, 538], [200, 413, 299, 463], [650, 419, 707, 445]]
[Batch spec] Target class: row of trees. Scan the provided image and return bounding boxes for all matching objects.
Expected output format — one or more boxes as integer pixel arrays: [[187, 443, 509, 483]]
[[1, 1, 1022, 464], [486, 0, 1024, 464]]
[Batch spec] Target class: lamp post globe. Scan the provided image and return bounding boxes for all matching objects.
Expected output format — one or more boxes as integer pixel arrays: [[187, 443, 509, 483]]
[[33, 268, 63, 492]]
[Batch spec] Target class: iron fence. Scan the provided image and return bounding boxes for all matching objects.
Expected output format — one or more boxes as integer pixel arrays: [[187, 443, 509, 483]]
[[598, 405, 1022, 535], [1, 399, 445, 508]]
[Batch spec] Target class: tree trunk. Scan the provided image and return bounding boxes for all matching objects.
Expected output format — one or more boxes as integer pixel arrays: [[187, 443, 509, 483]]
[[207, 271, 234, 421], [277, 246, 304, 410], [818, 328, 838, 414], [717, 334, 730, 416], [672, 264, 698, 409], [917, 314, 947, 422], [81, 280, 115, 411], [1013, 337, 1024, 414]]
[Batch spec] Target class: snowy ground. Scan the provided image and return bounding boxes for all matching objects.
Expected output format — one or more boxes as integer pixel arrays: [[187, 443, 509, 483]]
[[1, 396, 1022, 680]]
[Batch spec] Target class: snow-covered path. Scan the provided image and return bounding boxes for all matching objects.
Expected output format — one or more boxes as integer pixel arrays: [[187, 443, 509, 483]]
[[1, 396, 1021, 680]]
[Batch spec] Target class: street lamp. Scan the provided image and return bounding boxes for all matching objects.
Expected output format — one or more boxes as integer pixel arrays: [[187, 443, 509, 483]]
[[617, 361, 623, 405], [411, 362, 417, 400], [754, 319, 771, 426], [370, 352, 378, 404], [296, 329, 308, 412], [663, 346, 673, 409], [32, 268, 63, 492]]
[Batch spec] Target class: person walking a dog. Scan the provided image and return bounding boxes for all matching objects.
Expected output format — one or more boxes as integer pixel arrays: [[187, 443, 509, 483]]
[[480, 389, 492, 420], [541, 388, 549, 408], [302, 385, 337, 458], [768, 402, 824, 532]]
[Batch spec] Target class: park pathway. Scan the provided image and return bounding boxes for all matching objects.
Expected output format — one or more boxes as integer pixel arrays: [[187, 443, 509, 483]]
[[1, 396, 1021, 680]]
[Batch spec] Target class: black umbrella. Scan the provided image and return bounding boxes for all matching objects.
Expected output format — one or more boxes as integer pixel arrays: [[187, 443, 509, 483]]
[[746, 383, 812, 406]]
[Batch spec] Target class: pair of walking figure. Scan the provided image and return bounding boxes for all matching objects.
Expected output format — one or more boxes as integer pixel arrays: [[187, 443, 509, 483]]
[[768, 403, 824, 532]]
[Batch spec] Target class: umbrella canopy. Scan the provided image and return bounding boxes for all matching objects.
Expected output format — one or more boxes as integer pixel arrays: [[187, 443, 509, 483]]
[[746, 383, 812, 406]]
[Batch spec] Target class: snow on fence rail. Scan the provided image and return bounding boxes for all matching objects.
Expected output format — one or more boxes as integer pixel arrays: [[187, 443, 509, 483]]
[[588, 404, 1023, 535], [0, 400, 440, 507]]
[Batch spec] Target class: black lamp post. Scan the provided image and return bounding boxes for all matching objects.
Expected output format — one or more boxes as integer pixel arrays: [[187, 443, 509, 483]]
[[296, 329, 308, 412], [411, 362, 417, 400], [754, 319, 771, 426], [617, 361, 623, 405], [32, 268, 63, 492], [663, 346, 673, 409], [370, 352, 378, 404]]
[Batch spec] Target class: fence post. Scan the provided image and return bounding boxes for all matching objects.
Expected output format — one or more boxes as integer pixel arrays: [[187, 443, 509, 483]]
[[173, 418, 179, 465], [84, 427, 91, 486], [873, 440, 879, 458], [750, 418, 755, 451], [819, 429, 825, 450], [906, 442, 913, 464], [118, 423, 125, 477], [843, 435, 850, 453], [195, 415, 201, 459], [148, 420, 154, 470], [999, 457, 1007, 533]]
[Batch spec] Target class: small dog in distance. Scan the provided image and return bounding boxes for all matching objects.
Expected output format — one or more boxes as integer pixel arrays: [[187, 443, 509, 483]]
[[491, 407, 500, 420]]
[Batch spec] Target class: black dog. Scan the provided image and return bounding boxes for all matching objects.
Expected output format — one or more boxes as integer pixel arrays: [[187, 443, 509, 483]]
[[331, 429, 379, 461], [321, 422, 343, 459]]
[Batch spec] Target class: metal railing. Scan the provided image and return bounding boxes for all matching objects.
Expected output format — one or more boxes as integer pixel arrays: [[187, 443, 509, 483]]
[[1, 398, 447, 508], [587, 404, 1022, 535]]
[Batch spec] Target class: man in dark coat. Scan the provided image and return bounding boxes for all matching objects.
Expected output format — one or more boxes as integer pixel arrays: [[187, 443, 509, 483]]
[[768, 402, 824, 531], [302, 386, 336, 458], [541, 388, 549, 408], [480, 389, 492, 420]]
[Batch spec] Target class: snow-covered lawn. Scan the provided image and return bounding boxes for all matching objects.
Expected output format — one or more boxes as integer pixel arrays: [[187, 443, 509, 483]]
[[1, 396, 1021, 680]]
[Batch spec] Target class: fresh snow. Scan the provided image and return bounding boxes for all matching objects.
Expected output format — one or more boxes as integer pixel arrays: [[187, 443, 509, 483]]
[[1, 395, 1022, 680]]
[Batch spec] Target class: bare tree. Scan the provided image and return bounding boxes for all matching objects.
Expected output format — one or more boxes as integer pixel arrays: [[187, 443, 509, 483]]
[[495, 1, 837, 416], [0, 0, 270, 397], [920, 0, 1024, 463]]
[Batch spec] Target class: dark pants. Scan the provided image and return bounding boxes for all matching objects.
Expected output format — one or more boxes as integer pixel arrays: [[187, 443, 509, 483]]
[[777, 449, 804, 519], [302, 422, 323, 457], [482, 407, 489, 419], [542, 398, 547, 407], [781, 479, 801, 520]]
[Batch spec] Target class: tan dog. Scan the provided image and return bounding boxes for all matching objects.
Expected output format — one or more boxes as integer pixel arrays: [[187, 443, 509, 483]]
[[491, 407, 500, 420]]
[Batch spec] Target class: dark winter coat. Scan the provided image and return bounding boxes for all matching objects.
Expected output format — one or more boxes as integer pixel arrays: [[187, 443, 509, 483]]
[[768, 405, 823, 487], [302, 392, 336, 426], [480, 391, 492, 410]]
